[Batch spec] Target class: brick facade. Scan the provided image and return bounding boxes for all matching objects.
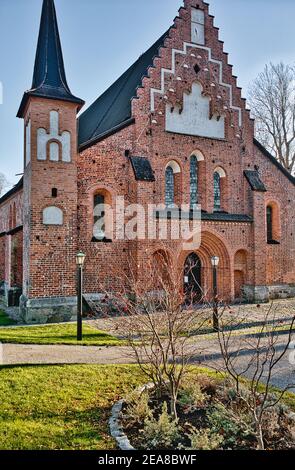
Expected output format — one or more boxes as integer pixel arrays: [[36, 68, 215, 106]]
[[0, 0, 294, 321]]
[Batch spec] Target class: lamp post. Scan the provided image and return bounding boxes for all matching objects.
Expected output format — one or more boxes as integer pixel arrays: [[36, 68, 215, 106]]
[[76, 251, 86, 341], [211, 256, 220, 332]]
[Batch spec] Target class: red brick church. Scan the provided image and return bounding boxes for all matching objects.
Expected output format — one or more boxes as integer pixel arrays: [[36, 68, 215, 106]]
[[0, 0, 294, 323]]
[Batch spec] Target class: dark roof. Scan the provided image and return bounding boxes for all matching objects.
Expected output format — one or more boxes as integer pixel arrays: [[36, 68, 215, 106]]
[[254, 138, 295, 186], [244, 170, 267, 192], [0, 178, 23, 206], [130, 157, 155, 182], [156, 210, 253, 223], [17, 0, 84, 118], [78, 30, 170, 150], [201, 212, 253, 223]]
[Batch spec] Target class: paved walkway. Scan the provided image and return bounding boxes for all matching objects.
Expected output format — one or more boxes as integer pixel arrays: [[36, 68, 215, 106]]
[[85, 298, 295, 337], [1, 343, 133, 365], [1, 299, 295, 391], [2, 329, 295, 392]]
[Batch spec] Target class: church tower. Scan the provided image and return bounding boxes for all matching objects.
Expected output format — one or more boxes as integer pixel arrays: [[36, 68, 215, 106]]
[[17, 0, 84, 322]]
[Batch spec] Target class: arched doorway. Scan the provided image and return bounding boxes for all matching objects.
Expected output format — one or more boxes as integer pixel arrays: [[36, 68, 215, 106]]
[[184, 253, 202, 303]]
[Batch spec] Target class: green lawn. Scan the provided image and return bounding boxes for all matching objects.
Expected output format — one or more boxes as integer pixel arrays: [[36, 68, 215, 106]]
[[0, 309, 16, 326], [0, 364, 144, 450], [0, 323, 123, 346], [0, 364, 294, 450]]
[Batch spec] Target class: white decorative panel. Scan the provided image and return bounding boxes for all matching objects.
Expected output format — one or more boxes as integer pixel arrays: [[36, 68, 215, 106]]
[[43, 206, 63, 225], [25, 120, 31, 166], [50, 142, 59, 161], [150, 42, 243, 126], [37, 111, 71, 162], [50, 111, 59, 136], [61, 131, 71, 162], [192, 9, 205, 25], [191, 8, 205, 45], [165, 82, 225, 139], [37, 128, 47, 160]]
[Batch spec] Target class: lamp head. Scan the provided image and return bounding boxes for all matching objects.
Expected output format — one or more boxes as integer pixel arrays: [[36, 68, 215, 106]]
[[211, 256, 220, 267], [76, 251, 86, 267]]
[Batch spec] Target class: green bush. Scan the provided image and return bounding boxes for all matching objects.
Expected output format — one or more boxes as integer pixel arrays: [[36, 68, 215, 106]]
[[142, 402, 180, 449], [178, 383, 206, 411], [186, 426, 224, 450], [208, 403, 253, 448], [124, 390, 152, 425]]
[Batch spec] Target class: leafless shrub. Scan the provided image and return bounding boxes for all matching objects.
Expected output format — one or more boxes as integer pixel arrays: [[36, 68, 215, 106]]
[[103, 251, 213, 421], [217, 304, 295, 449]]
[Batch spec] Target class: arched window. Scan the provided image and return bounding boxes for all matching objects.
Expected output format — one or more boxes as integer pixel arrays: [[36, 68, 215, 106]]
[[213, 167, 226, 212], [190, 155, 198, 209], [266, 203, 280, 244], [165, 166, 174, 208], [165, 161, 181, 208], [92, 190, 113, 242], [266, 206, 273, 243], [93, 194, 106, 241], [213, 172, 221, 211]]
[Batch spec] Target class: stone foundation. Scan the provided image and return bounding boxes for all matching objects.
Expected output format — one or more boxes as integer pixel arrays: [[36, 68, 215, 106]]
[[0, 282, 22, 307], [19, 296, 77, 324], [269, 284, 295, 300], [243, 284, 295, 303]]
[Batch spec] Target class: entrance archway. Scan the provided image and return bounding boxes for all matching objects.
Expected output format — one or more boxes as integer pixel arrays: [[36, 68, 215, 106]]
[[180, 230, 232, 302], [184, 253, 202, 303]]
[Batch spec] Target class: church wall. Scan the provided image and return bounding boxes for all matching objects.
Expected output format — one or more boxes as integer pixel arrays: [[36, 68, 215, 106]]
[[253, 145, 295, 288], [78, 125, 136, 294], [76, 0, 295, 304], [0, 188, 23, 303]]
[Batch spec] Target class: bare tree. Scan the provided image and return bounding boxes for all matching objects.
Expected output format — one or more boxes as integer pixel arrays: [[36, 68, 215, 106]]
[[97, 251, 212, 421], [248, 62, 295, 175], [0, 173, 9, 196], [217, 305, 295, 450]]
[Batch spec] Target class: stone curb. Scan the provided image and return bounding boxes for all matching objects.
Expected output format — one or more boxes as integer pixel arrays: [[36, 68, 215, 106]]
[[109, 383, 154, 451]]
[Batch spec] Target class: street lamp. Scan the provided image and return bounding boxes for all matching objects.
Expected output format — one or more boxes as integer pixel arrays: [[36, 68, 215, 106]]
[[211, 256, 220, 332], [76, 251, 86, 341]]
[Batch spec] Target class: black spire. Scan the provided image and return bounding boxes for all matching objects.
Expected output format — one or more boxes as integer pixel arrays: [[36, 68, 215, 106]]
[[17, 0, 84, 117]]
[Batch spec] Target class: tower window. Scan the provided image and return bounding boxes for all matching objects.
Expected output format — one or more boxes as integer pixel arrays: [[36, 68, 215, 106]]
[[52, 188, 58, 198]]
